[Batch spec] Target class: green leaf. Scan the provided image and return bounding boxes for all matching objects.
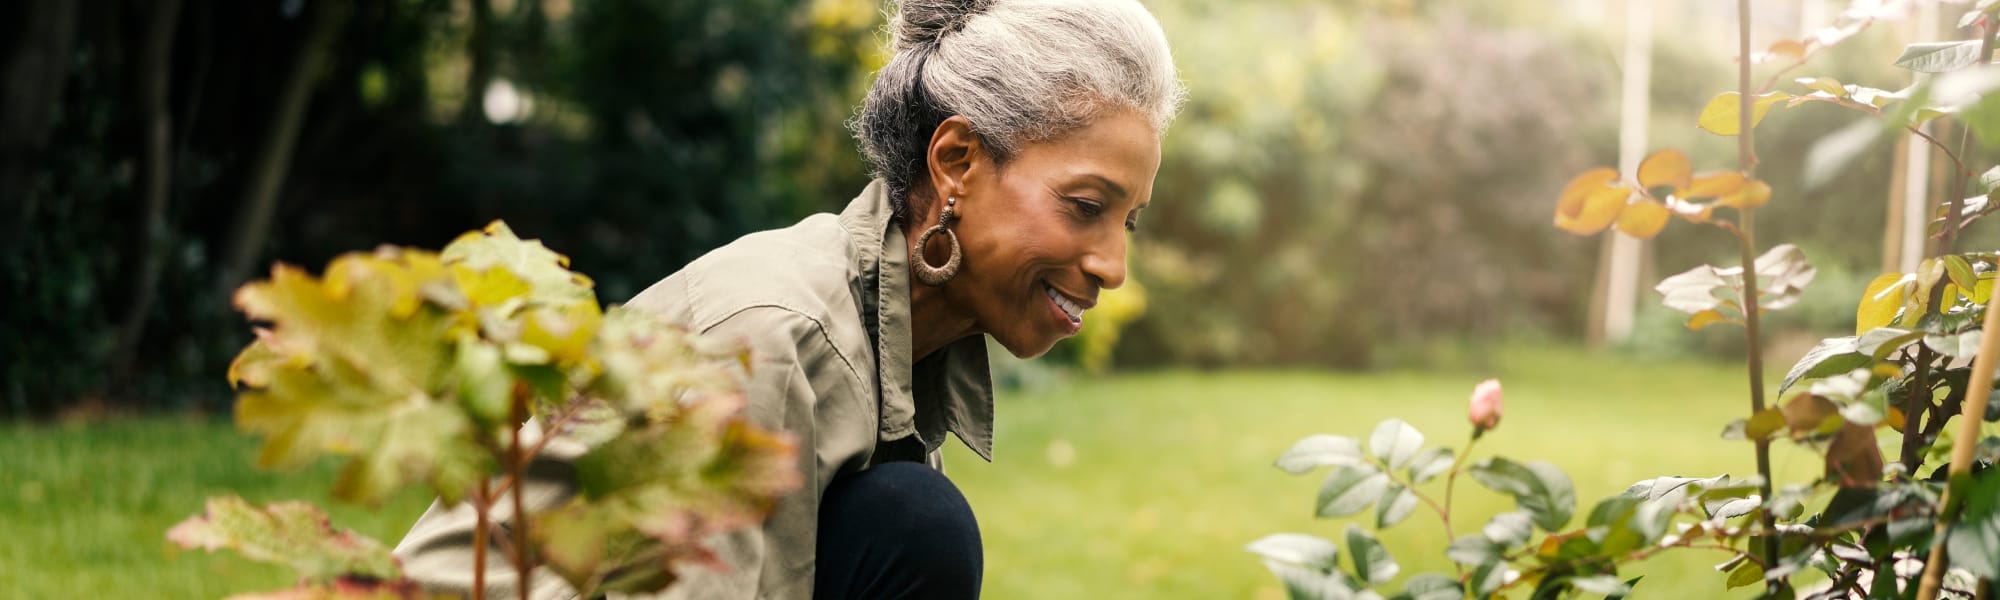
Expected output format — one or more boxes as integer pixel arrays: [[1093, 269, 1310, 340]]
[[1398, 573, 1462, 600], [1345, 524, 1399, 586], [1278, 434, 1366, 475], [1317, 464, 1391, 518], [1856, 326, 1923, 360], [1469, 457, 1576, 531], [1895, 41, 1985, 73], [441, 220, 596, 306], [1261, 559, 1360, 600], [1368, 419, 1424, 470], [1446, 535, 1502, 565], [1376, 483, 1419, 528], [1470, 560, 1507, 596], [229, 252, 489, 505], [166, 496, 401, 583], [1699, 92, 1792, 135], [1247, 533, 1341, 572], [1607, 576, 1644, 600], [1481, 511, 1534, 547], [1948, 472, 2000, 580], [1725, 556, 1765, 589], [1585, 496, 1645, 555], [1778, 336, 1866, 396], [1572, 575, 1633, 596], [1405, 447, 1453, 484]]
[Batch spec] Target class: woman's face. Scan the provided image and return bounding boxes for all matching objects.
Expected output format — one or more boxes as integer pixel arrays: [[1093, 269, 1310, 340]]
[[941, 108, 1162, 359]]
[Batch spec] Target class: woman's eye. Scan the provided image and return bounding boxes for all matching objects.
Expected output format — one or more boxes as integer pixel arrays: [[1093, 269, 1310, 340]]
[[1070, 198, 1104, 218]]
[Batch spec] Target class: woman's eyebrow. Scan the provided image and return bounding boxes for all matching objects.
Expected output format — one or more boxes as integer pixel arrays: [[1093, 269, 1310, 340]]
[[1082, 173, 1128, 200]]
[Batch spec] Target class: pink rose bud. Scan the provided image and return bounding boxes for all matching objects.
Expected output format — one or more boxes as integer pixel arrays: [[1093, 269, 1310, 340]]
[[1469, 379, 1503, 435]]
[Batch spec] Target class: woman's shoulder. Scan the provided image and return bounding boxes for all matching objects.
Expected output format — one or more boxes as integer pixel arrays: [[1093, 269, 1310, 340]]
[[624, 212, 865, 339]]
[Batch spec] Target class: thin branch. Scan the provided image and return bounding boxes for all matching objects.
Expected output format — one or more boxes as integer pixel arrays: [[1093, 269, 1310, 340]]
[[473, 480, 491, 600], [510, 384, 533, 600], [1736, 0, 1780, 581]]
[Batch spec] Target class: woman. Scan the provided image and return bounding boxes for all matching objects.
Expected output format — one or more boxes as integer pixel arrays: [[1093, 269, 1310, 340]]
[[395, 0, 1183, 598]]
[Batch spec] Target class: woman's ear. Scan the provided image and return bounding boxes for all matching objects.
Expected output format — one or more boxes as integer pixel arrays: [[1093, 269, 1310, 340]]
[[923, 115, 982, 206]]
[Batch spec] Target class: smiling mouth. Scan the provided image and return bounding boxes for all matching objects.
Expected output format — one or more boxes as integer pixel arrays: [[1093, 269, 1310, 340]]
[[1044, 283, 1085, 325]]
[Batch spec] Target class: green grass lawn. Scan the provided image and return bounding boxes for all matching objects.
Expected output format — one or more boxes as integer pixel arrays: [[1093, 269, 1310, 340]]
[[2, 345, 1829, 598]]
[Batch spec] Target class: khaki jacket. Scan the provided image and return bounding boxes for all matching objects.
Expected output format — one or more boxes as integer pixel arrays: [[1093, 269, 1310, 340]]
[[394, 180, 997, 599]]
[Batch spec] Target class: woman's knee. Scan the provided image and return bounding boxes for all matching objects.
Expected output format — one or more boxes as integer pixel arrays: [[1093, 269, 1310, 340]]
[[817, 461, 982, 595]]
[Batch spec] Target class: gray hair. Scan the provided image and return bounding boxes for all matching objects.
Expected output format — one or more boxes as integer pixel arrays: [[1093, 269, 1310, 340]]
[[852, 0, 1186, 212]]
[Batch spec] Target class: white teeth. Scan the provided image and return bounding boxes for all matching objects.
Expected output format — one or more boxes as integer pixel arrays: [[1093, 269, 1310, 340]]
[[1045, 285, 1083, 322]]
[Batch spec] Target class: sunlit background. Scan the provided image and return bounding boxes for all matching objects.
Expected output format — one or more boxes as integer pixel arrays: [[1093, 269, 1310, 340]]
[[1, 0, 1986, 597]]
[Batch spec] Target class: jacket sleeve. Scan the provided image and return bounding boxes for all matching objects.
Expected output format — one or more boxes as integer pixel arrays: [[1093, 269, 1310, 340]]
[[393, 306, 865, 600]]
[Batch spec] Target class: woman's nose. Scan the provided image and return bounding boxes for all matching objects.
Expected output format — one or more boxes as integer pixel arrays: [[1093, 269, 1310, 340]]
[[1081, 233, 1127, 290]]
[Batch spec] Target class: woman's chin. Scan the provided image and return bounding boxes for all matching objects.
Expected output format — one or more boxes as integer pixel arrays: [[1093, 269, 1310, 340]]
[[993, 332, 1063, 360]]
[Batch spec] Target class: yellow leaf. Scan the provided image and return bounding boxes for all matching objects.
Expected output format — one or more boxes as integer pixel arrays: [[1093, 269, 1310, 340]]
[[1615, 200, 1670, 239], [1555, 167, 1618, 216], [1795, 77, 1846, 97], [1637, 149, 1692, 192], [1554, 171, 1631, 236], [1717, 179, 1773, 209], [1687, 309, 1733, 331], [1857, 273, 1913, 334], [1746, 408, 1786, 441], [1766, 39, 1808, 62], [1886, 407, 1907, 433], [1977, 273, 1994, 304], [1699, 92, 1793, 136], [1684, 171, 1748, 199]]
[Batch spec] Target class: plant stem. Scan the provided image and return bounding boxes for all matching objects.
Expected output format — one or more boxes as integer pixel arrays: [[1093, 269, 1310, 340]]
[[1941, 23, 1996, 259], [510, 384, 532, 600], [1914, 291, 2000, 600], [1734, 0, 1780, 581], [473, 479, 490, 600]]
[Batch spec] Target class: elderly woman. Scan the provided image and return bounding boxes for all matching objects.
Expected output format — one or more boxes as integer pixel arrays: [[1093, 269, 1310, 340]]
[[395, 0, 1182, 598]]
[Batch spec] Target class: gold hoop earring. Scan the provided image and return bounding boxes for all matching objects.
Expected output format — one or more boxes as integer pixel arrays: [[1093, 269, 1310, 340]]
[[912, 195, 962, 287]]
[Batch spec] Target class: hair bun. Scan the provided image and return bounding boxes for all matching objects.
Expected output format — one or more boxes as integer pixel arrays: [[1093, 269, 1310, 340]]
[[891, 0, 995, 50]]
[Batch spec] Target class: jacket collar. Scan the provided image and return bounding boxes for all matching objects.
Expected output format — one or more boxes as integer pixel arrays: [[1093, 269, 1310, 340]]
[[839, 181, 995, 461]]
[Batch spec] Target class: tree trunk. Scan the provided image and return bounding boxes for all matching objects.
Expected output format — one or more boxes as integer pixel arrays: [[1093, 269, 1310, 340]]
[[110, 0, 186, 393], [217, 0, 349, 294], [460, 0, 495, 125], [0, 0, 81, 236]]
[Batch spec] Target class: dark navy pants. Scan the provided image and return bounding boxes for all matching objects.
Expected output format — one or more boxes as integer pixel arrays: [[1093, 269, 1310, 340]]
[[813, 461, 983, 600]]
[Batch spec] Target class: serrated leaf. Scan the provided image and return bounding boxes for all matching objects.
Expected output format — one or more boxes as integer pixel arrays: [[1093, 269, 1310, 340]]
[[1368, 419, 1424, 470], [1247, 533, 1341, 571], [1277, 435, 1366, 475], [441, 221, 596, 307], [1346, 524, 1399, 586], [1896, 41, 1985, 73], [1405, 447, 1454, 484], [1376, 483, 1419, 528], [1779, 336, 1865, 396], [550, 388, 802, 595], [1317, 464, 1390, 518], [1699, 92, 1792, 136], [167, 496, 401, 583], [229, 252, 488, 505]]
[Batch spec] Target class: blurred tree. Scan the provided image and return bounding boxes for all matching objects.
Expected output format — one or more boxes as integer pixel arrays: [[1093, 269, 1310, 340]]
[[1, 0, 878, 416]]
